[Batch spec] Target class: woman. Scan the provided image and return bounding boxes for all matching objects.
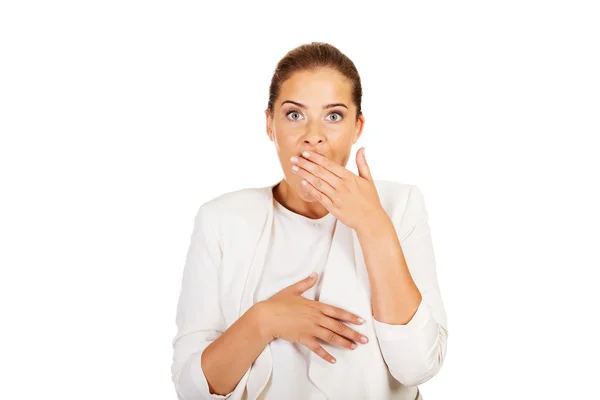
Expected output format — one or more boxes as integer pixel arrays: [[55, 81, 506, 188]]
[[171, 42, 448, 400]]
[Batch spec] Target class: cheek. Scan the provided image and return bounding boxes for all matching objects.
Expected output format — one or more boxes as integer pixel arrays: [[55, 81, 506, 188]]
[[331, 143, 353, 166], [339, 154, 349, 166], [274, 133, 296, 155]]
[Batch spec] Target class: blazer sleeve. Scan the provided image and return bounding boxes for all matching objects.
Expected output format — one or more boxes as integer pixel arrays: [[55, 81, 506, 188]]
[[372, 184, 449, 387], [171, 205, 250, 400]]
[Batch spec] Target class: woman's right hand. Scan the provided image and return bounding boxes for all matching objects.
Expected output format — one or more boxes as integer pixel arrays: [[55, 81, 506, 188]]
[[255, 272, 369, 364]]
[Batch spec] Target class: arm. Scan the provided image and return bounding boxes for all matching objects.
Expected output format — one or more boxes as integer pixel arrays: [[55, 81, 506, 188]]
[[201, 305, 271, 397], [355, 184, 448, 387], [171, 205, 272, 399]]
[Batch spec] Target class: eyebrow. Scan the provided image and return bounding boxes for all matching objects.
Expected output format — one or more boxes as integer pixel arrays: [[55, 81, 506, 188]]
[[280, 100, 348, 110]]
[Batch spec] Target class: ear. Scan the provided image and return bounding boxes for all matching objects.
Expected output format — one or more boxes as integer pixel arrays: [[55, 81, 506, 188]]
[[265, 109, 274, 142], [352, 113, 365, 144]]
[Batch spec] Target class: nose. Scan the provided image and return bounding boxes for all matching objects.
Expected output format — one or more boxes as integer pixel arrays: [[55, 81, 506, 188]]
[[304, 136, 324, 146], [303, 126, 326, 147]]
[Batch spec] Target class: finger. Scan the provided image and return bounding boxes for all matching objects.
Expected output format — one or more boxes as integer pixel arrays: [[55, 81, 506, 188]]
[[313, 326, 359, 352], [289, 272, 318, 295], [300, 151, 352, 180], [292, 155, 342, 190], [301, 337, 337, 364], [314, 322, 359, 350], [300, 179, 335, 211], [318, 303, 365, 326], [318, 315, 367, 347], [356, 147, 372, 181], [294, 166, 337, 201]]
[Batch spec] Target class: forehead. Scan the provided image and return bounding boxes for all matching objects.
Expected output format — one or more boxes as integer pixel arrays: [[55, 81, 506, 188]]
[[278, 68, 353, 105]]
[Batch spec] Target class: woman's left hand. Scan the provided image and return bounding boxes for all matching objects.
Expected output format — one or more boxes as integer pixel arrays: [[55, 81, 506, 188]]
[[290, 147, 388, 231]]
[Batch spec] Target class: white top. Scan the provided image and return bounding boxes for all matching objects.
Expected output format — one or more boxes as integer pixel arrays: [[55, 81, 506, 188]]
[[171, 181, 445, 400], [209, 196, 430, 399], [253, 198, 337, 399]]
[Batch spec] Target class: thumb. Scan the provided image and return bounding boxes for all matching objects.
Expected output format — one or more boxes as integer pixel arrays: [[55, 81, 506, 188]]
[[290, 272, 318, 295], [356, 147, 372, 180]]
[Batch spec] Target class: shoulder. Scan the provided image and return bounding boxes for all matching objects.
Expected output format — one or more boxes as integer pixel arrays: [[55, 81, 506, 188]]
[[194, 185, 270, 229], [374, 179, 429, 226], [200, 186, 267, 213], [374, 179, 412, 204]]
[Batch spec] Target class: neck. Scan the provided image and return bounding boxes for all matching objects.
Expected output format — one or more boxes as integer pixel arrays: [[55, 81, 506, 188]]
[[272, 179, 330, 220]]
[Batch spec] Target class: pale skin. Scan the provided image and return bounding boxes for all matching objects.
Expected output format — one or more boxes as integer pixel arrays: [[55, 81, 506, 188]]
[[201, 67, 422, 395]]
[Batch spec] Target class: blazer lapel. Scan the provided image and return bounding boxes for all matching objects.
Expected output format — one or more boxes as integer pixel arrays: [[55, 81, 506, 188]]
[[237, 183, 277, 400], [307, 220, 373, 399], [236, 182, 375, 400]]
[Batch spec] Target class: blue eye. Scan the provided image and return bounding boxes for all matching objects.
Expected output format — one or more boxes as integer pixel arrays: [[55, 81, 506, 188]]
[[286, 110, 302, 120], [285, 109, 344, 122], [326, 112, 343, 122]]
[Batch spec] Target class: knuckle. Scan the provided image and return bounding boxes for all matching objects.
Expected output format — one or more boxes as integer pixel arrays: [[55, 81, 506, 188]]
[[335, 321, 346, 332], [327, 331, 336, 343], [315, 345, 326, 357], [309, 340, 320, 352]]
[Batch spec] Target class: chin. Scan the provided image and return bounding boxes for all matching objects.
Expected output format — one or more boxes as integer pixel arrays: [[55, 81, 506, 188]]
[[299, 190, 317, 202], [296, 182, 317, 202]]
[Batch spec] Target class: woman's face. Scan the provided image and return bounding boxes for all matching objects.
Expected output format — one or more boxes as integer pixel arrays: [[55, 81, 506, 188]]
[[266, 67, 365, 203]]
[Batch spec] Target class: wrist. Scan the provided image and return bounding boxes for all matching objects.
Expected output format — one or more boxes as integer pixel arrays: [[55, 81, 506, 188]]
[[356, 209, 392, 237], [249, 301, 274, 345]]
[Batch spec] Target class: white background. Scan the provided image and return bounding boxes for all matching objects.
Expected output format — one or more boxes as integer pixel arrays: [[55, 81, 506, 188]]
[[1, 1, 599, 399]]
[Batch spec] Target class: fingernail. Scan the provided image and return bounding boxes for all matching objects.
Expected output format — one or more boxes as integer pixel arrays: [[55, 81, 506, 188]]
[[357, 317, 365, 324], [302, 151, 310, 158], [331, 358, 336, 363], [309, 272, 316, 278], [361, 336, 368, 343], [351, 343, 357, 349]]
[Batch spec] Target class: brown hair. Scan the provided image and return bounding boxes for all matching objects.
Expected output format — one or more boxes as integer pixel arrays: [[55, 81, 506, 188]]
[[266, 42, 363, 121]]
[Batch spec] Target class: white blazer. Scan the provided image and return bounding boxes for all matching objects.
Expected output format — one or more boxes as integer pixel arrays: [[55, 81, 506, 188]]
[[171, 179, 448, 400]]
